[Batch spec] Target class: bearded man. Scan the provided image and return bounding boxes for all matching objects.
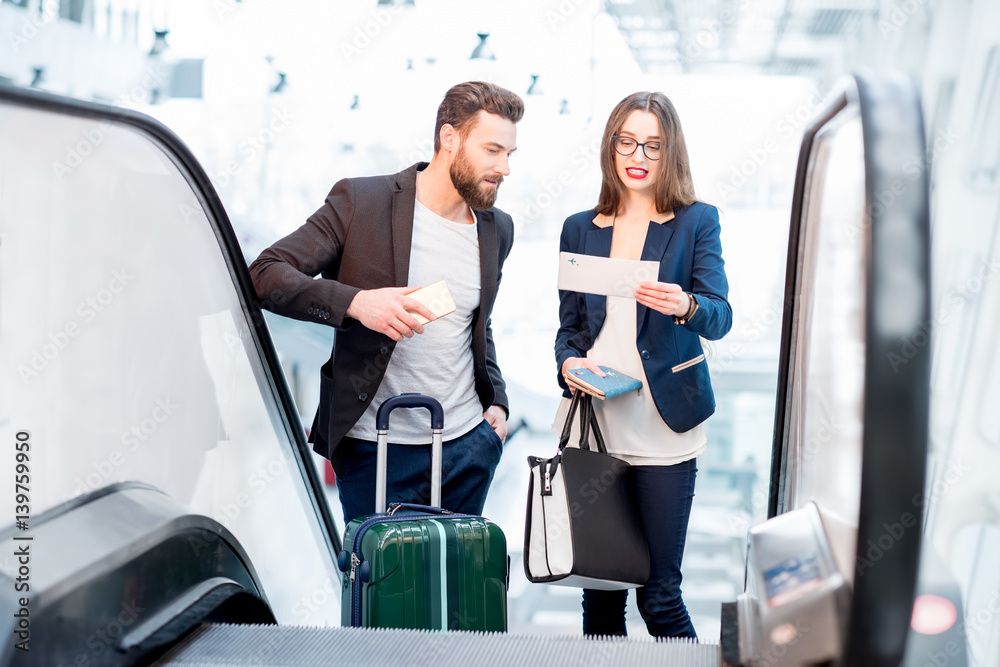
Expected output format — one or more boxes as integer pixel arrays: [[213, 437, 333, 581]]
[[249, 81, 523, 522]]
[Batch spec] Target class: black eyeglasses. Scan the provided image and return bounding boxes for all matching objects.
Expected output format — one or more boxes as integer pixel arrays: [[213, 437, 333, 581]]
[[612, 136, 662, 160]]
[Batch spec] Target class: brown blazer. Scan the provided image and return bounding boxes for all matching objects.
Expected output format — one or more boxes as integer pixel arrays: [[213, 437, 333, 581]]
[[248, 162, 513, 473]]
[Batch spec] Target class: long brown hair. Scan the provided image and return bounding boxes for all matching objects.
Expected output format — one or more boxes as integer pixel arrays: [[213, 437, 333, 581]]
[[595, 91, 696, 216], [433, 81, 524, 153]]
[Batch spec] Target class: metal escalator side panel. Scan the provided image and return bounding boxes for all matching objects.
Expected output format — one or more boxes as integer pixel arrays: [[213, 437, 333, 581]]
[[771, 82, 869, 558], [0, 84, 342, 627], [770, 89, 852, 521]]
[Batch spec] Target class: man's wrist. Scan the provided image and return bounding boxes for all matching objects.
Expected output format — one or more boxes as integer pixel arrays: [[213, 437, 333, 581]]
[[345, 290, 364, 319]]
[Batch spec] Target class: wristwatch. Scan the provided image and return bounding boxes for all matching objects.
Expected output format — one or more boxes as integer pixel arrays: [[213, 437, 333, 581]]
[[673, 293, 699, 325]]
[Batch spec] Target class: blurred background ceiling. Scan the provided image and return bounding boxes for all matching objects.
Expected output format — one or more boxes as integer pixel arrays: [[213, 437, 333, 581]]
[[604, 0, 878, 83]]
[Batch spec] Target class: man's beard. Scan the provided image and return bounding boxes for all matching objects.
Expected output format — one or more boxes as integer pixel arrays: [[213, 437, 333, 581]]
[[450, 146, 502, 210]]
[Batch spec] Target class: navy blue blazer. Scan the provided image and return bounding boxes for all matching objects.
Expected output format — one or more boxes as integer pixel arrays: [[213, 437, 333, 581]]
[[555, 202, 732, 433]]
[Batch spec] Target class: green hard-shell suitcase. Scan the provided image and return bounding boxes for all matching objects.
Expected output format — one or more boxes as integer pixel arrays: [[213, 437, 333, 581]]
[[337, 394, 508, 631]]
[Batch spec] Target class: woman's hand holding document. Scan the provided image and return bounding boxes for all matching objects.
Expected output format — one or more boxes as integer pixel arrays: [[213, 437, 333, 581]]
[[558, 252, 661, 298]]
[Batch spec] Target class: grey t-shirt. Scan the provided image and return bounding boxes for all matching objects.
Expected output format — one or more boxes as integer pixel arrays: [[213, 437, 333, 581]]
[[345, 198, 484, 444]]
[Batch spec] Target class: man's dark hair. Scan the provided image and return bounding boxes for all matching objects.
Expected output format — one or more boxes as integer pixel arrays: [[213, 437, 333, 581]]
[[433, 81, 524, 153]]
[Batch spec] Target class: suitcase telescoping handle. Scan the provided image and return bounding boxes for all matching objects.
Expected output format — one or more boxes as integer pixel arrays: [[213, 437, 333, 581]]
[[374, 393, 445, 513]]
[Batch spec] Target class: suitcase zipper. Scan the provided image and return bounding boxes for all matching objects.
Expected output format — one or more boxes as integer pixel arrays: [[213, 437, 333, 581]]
[[348, 511, 475, 627], [349, 553, 360, 583]]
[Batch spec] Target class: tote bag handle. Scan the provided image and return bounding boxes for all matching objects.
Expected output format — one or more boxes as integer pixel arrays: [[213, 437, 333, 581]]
[[557, 392, 608, 455]]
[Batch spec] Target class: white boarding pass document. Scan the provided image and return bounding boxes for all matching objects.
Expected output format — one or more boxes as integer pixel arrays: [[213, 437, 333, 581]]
[[557, 252, 660, 298]]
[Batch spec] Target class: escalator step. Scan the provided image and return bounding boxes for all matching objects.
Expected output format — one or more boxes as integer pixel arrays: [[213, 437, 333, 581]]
[[154, 623, 722, 666]]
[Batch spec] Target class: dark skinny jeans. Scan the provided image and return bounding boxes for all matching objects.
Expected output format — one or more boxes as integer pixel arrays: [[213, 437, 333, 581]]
[[583, 457, 698, 639]]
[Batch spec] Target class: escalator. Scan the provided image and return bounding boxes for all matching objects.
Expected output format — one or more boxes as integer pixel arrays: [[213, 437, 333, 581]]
[[726, 74, 933, 667], [0, 72, 934, 666]]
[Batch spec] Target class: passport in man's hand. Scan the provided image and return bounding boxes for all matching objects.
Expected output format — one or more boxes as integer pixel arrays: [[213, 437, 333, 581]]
[[563, 366, 642, 400]]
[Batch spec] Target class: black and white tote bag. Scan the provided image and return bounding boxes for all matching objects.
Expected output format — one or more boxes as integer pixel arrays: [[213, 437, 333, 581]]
[[523, 393, 650, 589]]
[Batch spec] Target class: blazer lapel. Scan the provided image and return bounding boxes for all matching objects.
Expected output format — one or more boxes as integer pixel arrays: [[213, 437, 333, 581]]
[[477, 209, 498, 314], [391, 164, 423, 286], [584, 226, 614, 340], [637, 219, 675, 331]]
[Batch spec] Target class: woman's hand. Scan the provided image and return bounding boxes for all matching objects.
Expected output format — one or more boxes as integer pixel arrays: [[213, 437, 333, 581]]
[[635, 281, 690, 316], [561, 357, 605, 393]]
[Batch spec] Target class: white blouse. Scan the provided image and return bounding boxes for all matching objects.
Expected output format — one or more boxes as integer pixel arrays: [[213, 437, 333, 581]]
[[554, 295, 706, 466]]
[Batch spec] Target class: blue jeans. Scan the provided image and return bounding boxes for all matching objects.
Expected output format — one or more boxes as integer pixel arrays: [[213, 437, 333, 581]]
[[582, 458, 698, 639], [336, 418, 504, 524]]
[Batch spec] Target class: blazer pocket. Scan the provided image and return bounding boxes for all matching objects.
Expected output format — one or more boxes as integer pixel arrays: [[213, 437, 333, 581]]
[[672, 354, 705, 373]]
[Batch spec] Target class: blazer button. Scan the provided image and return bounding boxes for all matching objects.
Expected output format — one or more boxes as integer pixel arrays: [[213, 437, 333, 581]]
[[641, 350, 651, 360], [322, 311, 329, 319], [307, 307, 315, 315], [358, 393, 368, 401], [380, 345, 389, 355]]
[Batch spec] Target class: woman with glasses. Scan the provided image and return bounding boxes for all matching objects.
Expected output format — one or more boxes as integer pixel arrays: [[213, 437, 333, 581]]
[[554, 91, 732, 638]]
